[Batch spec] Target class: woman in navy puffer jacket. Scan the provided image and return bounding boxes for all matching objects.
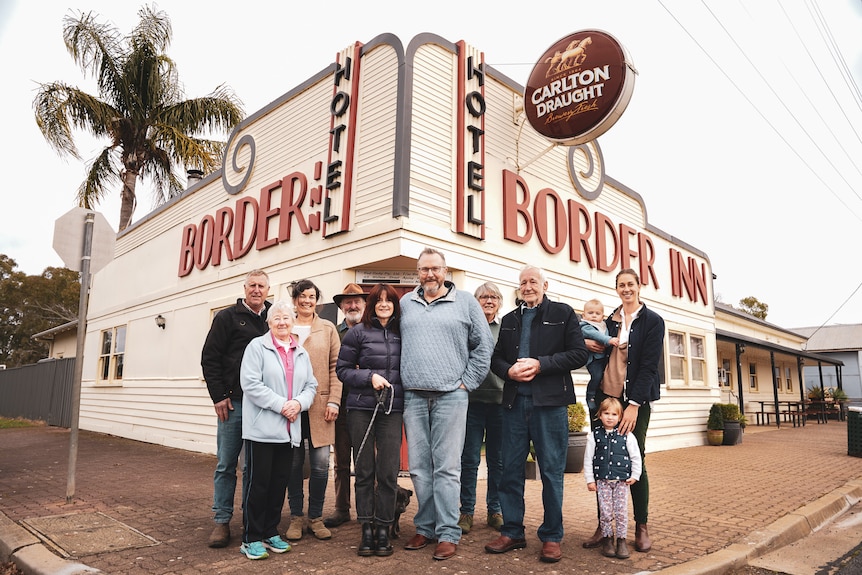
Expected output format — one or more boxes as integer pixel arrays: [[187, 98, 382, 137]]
[[336, 283, 404, 557]]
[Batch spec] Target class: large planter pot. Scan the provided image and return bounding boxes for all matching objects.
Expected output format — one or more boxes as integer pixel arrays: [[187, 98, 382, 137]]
[[707, 429, 724, 446], [722, 420, 742, 445], [565, 431, 588, 473]]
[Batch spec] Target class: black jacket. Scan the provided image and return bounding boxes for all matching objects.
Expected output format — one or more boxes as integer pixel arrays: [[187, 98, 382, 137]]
[[201, 298, 271, 404], [492, 295, 588, 409], [336, 318, 404, 412]]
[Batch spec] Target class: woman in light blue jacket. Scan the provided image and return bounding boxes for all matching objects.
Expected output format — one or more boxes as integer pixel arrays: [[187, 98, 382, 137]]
[[239, 300, 318, 560]]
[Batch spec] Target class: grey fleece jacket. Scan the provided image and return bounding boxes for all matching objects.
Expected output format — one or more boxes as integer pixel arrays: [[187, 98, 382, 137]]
[[399, 281, 493, 392]]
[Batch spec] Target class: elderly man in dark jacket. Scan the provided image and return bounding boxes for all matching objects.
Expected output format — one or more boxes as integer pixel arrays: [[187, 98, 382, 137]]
[[201, 269, 271, 548], [484, 265, 587, 564]]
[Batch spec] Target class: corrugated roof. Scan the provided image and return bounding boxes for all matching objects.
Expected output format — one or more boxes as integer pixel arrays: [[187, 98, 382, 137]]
[[31, 320, 78, 341], [715, 329, 843, 366], [792, 324, 862, 352]]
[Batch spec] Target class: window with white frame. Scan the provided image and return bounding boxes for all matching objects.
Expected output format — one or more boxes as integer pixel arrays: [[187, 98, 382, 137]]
[[721, 358, 733, 388], [749, 363, 758, 390], [667, 329, 709, 387], [668, 332, 685, 381], [98, 325, 126, 383], [690, 335, 705, 382], [785, 366, 793, 392]]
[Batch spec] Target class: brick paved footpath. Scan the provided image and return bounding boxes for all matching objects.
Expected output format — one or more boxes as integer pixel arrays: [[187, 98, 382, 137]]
[[1, 422, 861, 575]]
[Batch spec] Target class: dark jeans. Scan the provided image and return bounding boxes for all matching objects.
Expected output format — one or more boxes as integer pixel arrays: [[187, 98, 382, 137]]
[[242, 440, 294, 543], [593, 388, 650, 524], [331, 404, 352, 513], [348, 409, 403, 525], [498, 394, 567, 542], [460, 402, 503, 516]]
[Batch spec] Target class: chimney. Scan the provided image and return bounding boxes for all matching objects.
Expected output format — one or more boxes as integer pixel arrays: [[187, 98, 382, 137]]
[[187, 169, 204, 189]]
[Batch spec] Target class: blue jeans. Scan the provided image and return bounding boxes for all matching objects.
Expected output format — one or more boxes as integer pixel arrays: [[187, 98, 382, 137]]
[[586, 358, 607, 418], [348, 409, 403, 524], [288, 414, 330, 518], [213, 399, 246, 524], [403, 388, 468, 544], [460, 402, 503, 516], [498, 394, 567, 542]]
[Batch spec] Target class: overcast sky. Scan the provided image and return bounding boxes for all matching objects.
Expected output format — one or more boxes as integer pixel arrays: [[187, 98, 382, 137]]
[[2, 0, 861, 330]]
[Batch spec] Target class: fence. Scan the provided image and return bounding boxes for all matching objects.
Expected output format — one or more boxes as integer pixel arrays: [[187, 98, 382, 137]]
[[0, 358, 75, 427]]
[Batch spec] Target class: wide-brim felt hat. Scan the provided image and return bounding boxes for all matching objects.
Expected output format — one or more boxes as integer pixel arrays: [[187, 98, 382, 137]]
[[333, 283, 368, 305]]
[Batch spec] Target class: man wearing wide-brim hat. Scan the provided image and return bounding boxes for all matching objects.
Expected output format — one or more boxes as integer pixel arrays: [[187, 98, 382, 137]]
[[325, 283, 368, 528]]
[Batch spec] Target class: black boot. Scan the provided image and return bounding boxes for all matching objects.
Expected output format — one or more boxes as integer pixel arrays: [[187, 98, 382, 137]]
[[358, 523, 375, 557], [375, 523, 393, 556]]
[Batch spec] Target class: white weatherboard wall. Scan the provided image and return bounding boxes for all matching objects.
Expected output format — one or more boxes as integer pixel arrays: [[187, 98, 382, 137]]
[[82, 33, 716, 455]]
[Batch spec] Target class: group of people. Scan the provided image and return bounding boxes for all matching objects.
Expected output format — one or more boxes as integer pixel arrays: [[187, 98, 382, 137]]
[[199, 249, 664, 564]]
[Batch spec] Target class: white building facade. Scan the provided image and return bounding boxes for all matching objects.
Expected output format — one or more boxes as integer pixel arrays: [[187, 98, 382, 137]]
[[80, 33, 718, 455]]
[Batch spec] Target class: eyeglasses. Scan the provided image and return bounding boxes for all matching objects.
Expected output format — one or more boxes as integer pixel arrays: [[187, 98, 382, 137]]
[[478, 295, 500, 301], [417, 266, 445, 275]]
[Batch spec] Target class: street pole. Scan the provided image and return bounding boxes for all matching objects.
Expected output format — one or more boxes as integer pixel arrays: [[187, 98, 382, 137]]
[[66, 212, 94, 503]]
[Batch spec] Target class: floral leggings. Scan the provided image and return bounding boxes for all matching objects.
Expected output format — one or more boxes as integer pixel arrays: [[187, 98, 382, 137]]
[[597, 479, 629, 538]]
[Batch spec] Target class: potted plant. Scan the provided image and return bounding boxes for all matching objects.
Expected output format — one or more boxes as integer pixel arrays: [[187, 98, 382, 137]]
[[707, 404, 724, 446], [565, 402, 589, 473], [719, 403, 743, 445]]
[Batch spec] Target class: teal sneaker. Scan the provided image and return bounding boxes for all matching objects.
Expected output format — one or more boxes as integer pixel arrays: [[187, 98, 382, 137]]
[[263, 535, 291, 553], [240, 541, 269, 560]]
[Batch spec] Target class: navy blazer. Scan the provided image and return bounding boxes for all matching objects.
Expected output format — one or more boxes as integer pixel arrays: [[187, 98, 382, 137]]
[[605, 303, 665, 405]]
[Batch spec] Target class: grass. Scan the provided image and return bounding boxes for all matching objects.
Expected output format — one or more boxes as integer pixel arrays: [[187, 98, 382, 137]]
[[0, 417, 38, 429]]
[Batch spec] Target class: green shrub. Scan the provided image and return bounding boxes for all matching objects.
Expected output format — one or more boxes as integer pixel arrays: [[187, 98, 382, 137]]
[[567, 402, 588, 432], [718, 403, 741, 422], [707, 404, 724, 430]]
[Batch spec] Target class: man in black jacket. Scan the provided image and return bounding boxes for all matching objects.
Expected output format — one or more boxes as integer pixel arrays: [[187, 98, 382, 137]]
[[201, 269, 271, 548], [484, 265, 587, 564]]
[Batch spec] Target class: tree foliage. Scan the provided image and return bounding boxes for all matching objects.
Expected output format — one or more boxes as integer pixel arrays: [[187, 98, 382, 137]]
[[0, 255, 80, 367], [738, 296, 768, 320], [33, 4, 244, 231]]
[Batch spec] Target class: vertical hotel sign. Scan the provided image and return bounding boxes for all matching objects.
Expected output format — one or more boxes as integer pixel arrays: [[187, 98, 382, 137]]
[[324, 43, 363, 237], [524, 30, 636, 145], [455, 41, 485, 239]]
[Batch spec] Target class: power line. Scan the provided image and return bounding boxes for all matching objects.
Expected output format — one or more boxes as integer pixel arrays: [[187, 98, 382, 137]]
[[657, 0, 862, 221]]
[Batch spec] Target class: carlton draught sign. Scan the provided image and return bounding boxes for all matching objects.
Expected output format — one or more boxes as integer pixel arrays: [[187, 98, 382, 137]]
[[525, 30, 636, 145]]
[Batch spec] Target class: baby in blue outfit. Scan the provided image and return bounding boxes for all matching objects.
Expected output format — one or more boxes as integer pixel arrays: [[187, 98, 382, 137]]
[[580, 299, 619, 417]]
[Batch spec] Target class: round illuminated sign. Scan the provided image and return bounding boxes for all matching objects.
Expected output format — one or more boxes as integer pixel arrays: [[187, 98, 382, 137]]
[[524, 30, 636, 145]]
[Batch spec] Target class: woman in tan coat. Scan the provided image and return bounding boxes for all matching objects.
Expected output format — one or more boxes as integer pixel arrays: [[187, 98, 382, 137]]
[[285, 279, 342, 541]]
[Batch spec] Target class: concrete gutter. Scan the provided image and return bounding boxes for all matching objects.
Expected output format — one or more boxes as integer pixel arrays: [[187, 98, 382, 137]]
[[0, 512, 100, 575]]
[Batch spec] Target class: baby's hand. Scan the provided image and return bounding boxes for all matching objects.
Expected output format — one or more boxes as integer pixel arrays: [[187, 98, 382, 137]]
[[609, 337, 620, 347]]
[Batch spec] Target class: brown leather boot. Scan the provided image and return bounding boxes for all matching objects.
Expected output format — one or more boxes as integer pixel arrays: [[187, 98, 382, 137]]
[[207, 522, 230, 548], [635, 523, 651, 552], [601, 536, 616, 558], [582, 525, 603, 548], [616, 538, 631, 559]]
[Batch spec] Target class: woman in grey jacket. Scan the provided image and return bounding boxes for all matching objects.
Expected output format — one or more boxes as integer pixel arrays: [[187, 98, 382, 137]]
[[239, 301, 318, 560]]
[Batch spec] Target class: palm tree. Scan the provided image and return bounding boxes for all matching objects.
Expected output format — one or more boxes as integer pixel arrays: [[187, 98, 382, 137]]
[[34, 4, 244, 231]]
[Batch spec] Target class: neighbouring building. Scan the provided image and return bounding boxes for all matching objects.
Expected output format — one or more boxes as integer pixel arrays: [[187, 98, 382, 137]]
[[795, 324, 861, 401]]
